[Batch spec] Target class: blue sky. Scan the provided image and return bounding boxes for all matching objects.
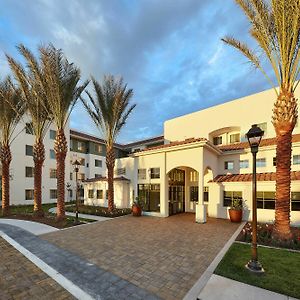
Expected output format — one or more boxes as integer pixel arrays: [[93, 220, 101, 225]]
[[0, 0, 274, 143]]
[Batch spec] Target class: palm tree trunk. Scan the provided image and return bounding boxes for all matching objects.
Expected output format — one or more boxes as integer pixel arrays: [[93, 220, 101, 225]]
[[54, 129, 67, 221], [33, 139, 45, 217], [272, 89, 297, 239], [0, 144, 12, 216], [106, 147, 115, 212]]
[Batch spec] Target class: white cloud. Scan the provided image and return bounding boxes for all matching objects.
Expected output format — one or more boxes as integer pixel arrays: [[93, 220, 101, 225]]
[[208, 44, 223, 65]]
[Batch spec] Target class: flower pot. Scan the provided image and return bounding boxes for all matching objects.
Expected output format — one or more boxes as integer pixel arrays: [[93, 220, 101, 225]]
[[229, 209, 242, 223], [132, 204, 142, 217]]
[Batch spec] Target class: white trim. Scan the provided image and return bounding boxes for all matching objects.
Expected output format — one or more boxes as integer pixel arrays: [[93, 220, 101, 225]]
[[0, 231, 95, 300]]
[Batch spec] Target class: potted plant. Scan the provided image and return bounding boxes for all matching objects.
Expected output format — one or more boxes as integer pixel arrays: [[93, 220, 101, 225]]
[[229, 197, 243, 223], [132, 197, 142, 217]]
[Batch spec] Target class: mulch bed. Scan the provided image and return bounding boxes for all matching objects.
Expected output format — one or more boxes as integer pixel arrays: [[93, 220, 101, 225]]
[[236, 222, 300, 250]]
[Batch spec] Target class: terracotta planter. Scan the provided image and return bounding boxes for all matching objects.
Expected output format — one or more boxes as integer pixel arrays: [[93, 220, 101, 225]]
[[132, 204, 142, 217], [229, 209, 242, 223]]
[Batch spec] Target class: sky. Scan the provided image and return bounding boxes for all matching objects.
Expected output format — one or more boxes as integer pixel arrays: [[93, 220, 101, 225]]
[[0, 0, 275, 143]]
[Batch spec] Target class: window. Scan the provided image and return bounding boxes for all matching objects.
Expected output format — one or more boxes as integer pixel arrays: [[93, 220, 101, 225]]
[[88, 189, 94, 198], [25, 189, 34, 200], [70, 172, 73, 180], [97, 190, 103, 199], [25, 123, 34, 134], [239, 160, 249, 169], [116, 168, 126, 176], [78, 173, 85, 180], [257, 191, 275, 209], [213, 136, 222, 145], [230, 133, 240, 144], [78, 141, 85, 151], [138, 184, 160, 212], [94, 144, 102, 154], [50, 189, 57, 199], [50, 149, 56, 159], [25, 167, 34, 178], [293, 155, 300, 165], [223, 191, 242, 207], [50, 168, 57, 179], [204, 186, 209, 202], [95, 159, 102, 167], [256, 158, 266, 168], [291, 192, 300, 211], [79, 158, 85, 166], [95, 174, 102, 178], [190, 171, 199, 182], [225, 161, 234, 170], [138, 169, 146, 180], [257, 122, 267, 135], [150, 168, 160, 179], [50, 130, 56, 140], [68, 190, 73, 199], [25, 145, 33, 156], [190, 186, 198, 202], [273, 157, 276, 167]]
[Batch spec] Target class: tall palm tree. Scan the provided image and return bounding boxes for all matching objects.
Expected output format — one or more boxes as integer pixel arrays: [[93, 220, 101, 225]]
[[222, 0, 300, 238], [81, 75, 135, 211], [0, 78, 25, 216], [7, 45, 52, 216], [39, 44, 88, 220]]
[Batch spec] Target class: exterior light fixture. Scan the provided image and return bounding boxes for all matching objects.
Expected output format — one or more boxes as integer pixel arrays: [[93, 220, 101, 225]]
[[72, 159, 81, 224], [245, 124, 264, 273]]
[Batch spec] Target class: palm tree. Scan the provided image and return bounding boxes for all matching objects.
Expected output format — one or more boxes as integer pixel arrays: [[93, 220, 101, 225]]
[[81, 75, 135, 211], [222, 0, 300, 238], [39, 44, 88, 220], [7, 45, 52, 216], [0, 78, 25, 216]]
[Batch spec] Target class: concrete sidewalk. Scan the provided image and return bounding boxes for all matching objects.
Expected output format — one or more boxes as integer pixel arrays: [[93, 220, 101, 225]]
[[197, 274, 298, 300], [49, 207, 112, 222]]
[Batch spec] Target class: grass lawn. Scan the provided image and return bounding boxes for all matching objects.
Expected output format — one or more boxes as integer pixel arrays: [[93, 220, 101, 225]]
[[214, 242, 300, 298]]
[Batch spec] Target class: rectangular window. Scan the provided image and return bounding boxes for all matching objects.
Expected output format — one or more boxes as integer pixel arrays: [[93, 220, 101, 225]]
[[239, 160, 249, 169], [293, 155, 300, 165], [94, 144, 102, 154], [257, 122, 267, 135], [190, 171, 199, 182], [50, 168, 57, 179], [138, 169, 146, 180], [25, 189, 34, 200], [50, 189, 57, 199], [190, 186, 198, 202], [50, 129, 56, 140], [256, 158, 266, 168], [88, 189, 94, 198], [70, 172, 73, 181], [138, 184, 160, 212], [150, 168, 160, 179], [78, 173, 85, 180], [116, 168, 126, 176], [257, 191, 275, 209], [225, 161, 234, 170], [68, 190, 73, 199], [78, 141, 85, 151], [291, 192, 300, 211], [204, 186, 209, 202], [25, 167, 34, 178], [273, 157, 276, 167], [95, 159, 102, 167], [50, 149, 56, 159], [25, 123, 34, 135], [25, 145, 33, 156], [213, 136, 222, 145], [230, 133, 240, 144], [95, 174, 102, 178], [223, 191, 242, 207], [97, 190, 103, 199]]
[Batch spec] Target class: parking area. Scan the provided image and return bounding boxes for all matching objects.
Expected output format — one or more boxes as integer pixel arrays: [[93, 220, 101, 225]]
[[42, 213, 239, 299]]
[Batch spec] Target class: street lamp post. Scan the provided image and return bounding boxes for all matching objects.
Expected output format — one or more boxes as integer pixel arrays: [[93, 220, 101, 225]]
[[245, 124, 264, 273], [72, 159, 81, 224]]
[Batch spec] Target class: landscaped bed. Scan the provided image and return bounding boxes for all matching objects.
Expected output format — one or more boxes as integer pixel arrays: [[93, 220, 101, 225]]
[[66, 204, 132, 218], [236, 222, 300, 250], [0, 203, 96, 229], [215, 242, 300, 299]]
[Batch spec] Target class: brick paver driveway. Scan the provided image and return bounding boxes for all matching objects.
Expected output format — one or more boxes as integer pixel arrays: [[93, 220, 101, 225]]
[[42, 213, 239, 300], [0, 237, 74, 300]]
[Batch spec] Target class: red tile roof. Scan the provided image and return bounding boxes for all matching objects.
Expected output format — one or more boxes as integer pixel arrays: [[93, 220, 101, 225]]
[[218, 134, 300, 151], [83, 176, 130, 183], [123, 135, 164, 148], [211, 171, 300, 183], [136, 137, 208, 153]]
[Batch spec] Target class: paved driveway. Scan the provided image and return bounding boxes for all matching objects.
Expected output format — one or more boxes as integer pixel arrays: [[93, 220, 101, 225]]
[[42, 213, 239, 300]]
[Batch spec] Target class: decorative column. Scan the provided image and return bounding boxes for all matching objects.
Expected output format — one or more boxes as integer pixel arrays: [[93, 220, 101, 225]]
[[196, 148, 206, 223], [160, 152, 169, 217]]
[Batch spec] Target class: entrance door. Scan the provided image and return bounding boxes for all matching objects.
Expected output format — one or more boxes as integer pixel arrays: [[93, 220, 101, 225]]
[[168, 169, 185, 215]]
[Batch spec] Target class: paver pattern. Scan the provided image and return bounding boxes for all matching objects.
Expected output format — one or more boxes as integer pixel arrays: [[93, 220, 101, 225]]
[[42, 213, 239, 300], [0, 237, 74, 300]]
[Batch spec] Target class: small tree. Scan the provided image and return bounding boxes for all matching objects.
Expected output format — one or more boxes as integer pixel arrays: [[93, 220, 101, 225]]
[[81, 75, 135, 211]]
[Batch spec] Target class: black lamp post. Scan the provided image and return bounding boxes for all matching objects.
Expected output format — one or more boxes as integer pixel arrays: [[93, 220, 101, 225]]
[[72, 159, 81, 224], [245, 124, 264, 273]]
